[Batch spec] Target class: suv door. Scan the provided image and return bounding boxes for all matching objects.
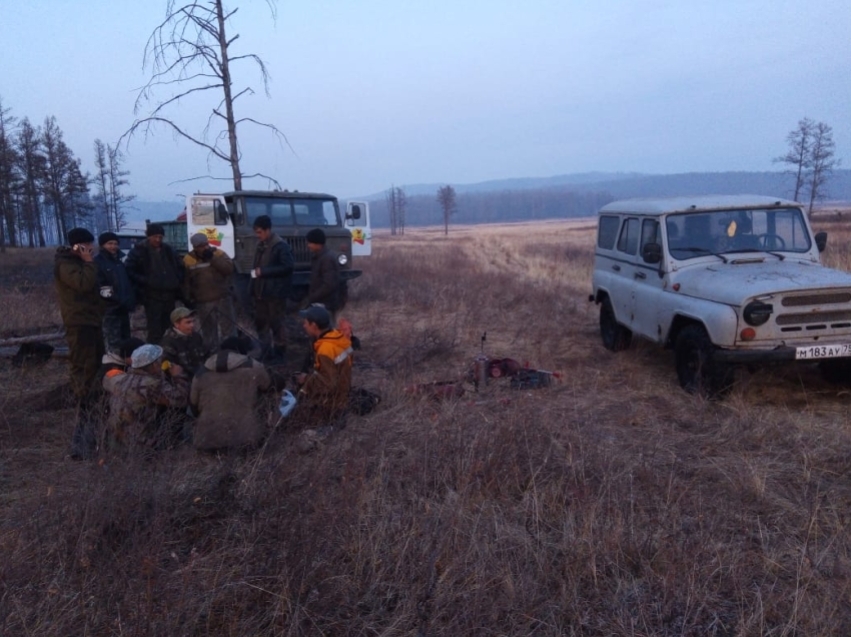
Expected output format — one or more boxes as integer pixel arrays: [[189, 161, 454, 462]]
[[630, 218, 666, 341], [611, 217, 641, 329]]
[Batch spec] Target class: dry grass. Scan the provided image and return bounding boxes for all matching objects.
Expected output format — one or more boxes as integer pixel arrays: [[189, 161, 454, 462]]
[[3, 220, 851, 635]]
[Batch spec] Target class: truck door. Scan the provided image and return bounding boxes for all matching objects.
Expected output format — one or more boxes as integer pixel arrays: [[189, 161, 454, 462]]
[[346, 201, 371, 256], [186, 194, 235, 258]]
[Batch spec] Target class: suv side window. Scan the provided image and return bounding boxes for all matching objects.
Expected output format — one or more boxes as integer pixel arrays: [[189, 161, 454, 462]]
[[617, 217, 640, 255], [598, 215, 620, 249], [640, 219, 659, 253]]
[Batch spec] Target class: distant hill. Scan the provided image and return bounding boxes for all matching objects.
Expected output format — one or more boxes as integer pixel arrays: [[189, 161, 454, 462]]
[[353, 170, 851, 228]]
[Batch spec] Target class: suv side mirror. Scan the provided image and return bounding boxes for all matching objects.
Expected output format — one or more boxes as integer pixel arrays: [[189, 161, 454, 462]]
[[348, 204, 362, 221], [642, 242, 662, 264], [815, 231, 827, 252]]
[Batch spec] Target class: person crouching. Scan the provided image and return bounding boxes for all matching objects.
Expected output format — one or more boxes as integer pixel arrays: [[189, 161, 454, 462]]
[[189, 337, 272, 452], [103, 344, 189, 452], [294, 305, 353, 427]]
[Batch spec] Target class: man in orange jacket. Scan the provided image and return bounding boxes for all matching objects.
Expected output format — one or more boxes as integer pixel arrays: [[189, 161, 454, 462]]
[[294, 305, 353, 424]]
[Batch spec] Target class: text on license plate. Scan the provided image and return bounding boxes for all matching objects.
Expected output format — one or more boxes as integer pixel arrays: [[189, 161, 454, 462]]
[[795, 343, 851, 360]]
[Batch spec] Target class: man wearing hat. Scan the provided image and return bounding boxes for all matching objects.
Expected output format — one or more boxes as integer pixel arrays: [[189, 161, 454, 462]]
[[103, 343, 189, 451], [160, 306, 209, 377], [94, 231, 136, 353], [183, 232, 235, 351], [294, 305, 353, 425], [304, 228, 343, 322], [54, 227, 105, 458], [125, 223, 185, 343]]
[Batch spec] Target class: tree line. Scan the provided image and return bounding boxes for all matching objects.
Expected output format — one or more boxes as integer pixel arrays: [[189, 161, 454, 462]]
[[0, 97, 133, 250]]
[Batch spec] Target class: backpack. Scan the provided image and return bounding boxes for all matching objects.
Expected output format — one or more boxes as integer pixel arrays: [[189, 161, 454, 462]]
[[349, 387, 381, 416]]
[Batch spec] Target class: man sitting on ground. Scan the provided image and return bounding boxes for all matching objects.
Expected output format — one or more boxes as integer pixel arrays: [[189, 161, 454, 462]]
[[103, 344, 189, 451], [190, 337, 272, 452], [294, 305, 353, 426], [160, 307, 209, 378]]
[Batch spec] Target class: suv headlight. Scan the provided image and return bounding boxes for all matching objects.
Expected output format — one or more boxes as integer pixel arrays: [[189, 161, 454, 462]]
[[743, 301, 773, 326], [338, 254, 348, 266]]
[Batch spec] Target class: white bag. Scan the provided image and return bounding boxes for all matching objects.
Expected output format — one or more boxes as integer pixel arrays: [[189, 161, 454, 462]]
[[279, 390, 297, 417]]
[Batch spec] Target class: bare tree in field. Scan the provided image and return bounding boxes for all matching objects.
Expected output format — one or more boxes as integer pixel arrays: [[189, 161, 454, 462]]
[[806, 121, 838, 216], [385, 185, 407, 236], [123, 0, 286, 191], [774, 118, 814, 201], [437, 185, 457, 236]]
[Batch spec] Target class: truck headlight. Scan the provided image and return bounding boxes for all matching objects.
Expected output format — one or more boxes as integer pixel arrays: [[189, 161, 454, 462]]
[[338, 254, 348, 266], [743, 301, 773, 326]]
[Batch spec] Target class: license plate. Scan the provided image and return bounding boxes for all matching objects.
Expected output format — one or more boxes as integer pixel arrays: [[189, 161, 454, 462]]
[[795, 343, 851, 360]]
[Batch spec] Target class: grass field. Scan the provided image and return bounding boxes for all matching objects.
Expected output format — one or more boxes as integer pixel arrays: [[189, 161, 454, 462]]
[[2, 218, 851, 635]]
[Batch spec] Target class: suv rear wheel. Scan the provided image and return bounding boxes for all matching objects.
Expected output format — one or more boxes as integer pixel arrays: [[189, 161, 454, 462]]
[[675, 325, 733, 398], [600, 297, 632, 352]]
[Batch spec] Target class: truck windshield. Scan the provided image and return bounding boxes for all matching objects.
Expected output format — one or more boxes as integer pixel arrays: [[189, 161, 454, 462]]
[[666, 207, 811, 260], [242, 196, 340, 227]]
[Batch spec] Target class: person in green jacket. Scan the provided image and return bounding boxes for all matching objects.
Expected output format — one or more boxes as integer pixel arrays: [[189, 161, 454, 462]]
[[54, 227, 105, 459]]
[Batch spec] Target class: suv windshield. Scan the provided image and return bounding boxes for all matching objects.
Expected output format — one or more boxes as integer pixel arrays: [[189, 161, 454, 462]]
[[241, 196, 340, 227], [666, 207, 811, 260]]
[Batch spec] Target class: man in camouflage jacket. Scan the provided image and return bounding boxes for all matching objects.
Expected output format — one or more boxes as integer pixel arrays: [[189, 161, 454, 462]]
[[103, 344, 189, 451]]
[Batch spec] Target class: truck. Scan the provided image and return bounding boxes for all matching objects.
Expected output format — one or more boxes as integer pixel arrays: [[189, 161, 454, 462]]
[[149, 189, 371, 308]]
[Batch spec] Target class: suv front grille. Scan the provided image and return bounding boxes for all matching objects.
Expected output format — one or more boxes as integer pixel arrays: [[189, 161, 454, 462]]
[[774, 290, 851, 333], [781, 293, 851, 306]]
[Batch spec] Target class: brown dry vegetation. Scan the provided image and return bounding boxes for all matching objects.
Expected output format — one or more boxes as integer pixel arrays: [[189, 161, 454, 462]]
[[3, 219, 851, 635]]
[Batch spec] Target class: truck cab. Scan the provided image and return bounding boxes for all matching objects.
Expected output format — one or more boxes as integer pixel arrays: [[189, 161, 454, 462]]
[[182, 190, 370, 306]]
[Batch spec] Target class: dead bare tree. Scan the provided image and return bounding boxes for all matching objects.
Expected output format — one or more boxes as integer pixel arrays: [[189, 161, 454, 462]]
[[774, 118, 814, 202], [436, 185, 457, 236], [123, 0, 286, 191], [806, 121, 838, 216]]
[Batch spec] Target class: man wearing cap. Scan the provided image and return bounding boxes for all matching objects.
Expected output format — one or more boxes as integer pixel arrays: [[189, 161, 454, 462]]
[[94, 231, 136, 353], [251, 215, 294, 360], [294, 305, 353, 424], [54, 227, 105, 458], [183, 233, 235, 351], [125, 223, 185, 344], [160, 306, 209, 377], [103, 343, 189, 451], [305, 228, 343, 322]]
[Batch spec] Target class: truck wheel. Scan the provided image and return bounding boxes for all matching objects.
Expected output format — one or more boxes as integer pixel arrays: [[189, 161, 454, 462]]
[[675, 325, 733, 398], [600, 297, 632, 351]]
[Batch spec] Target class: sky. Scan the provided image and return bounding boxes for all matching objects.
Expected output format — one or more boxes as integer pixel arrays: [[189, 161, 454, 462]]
[[2, 0, 849, 203]]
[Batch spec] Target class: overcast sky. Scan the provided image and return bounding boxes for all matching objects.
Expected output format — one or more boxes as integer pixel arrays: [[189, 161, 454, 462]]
[[2, 0, 849, 202]]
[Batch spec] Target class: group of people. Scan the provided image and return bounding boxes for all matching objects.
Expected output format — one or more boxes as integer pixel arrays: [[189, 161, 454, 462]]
[[54, 218, 351, 459]]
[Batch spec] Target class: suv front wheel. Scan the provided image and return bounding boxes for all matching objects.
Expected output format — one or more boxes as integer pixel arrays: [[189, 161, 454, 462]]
[[675, 325, 733, 398], [600, 297, 632, 352]]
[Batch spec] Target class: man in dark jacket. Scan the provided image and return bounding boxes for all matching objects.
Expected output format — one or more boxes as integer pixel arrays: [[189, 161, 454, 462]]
[[125, 223, 185, 344], [54, 227, 105, 459], [94, 231, 136, 353], [250, 215, 294, 359], [305, 228, 343, 322]]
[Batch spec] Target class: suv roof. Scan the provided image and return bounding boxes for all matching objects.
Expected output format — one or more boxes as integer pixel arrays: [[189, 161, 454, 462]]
[[600, 194, 799, 216]]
